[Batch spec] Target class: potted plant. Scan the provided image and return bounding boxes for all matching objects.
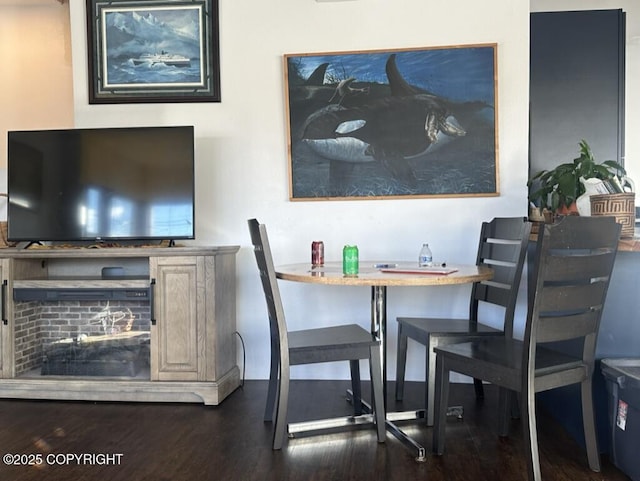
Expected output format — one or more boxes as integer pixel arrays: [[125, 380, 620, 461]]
[[528, 139, 626, 215]]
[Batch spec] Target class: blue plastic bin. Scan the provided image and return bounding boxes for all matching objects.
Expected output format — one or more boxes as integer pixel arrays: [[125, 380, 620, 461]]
[[601, 358, 640, 481]]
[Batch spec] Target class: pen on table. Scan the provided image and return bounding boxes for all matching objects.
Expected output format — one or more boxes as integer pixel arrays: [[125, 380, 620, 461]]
[[373, 262, 447, 268]]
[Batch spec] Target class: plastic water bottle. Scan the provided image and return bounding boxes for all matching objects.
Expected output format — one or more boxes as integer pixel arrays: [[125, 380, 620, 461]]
[[418, 243, 433, 267]]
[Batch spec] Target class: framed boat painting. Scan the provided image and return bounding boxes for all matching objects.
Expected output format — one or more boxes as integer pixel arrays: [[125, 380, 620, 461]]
[[86, 0, 220, 103], [284, 44, 499, 200]]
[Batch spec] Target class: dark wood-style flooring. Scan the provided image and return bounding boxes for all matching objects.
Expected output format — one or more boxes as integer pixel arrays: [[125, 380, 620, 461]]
[[0, 381, 631, 481]]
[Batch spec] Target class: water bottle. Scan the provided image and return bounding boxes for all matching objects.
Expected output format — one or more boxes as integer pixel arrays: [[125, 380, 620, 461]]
[[418, 243, 433, 267]]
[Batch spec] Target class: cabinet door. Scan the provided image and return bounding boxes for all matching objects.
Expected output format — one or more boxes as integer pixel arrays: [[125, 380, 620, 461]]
[[149, 256, 205, 381], [0, 259, 11, 378]]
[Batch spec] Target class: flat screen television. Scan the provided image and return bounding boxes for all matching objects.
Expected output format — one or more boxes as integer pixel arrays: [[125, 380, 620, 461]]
[[7, 126, 195, 243]]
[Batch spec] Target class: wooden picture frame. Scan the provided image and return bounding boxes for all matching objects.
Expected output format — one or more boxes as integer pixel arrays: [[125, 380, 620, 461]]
[[284, 44, 499, 200], [87, 0, 220, 104]]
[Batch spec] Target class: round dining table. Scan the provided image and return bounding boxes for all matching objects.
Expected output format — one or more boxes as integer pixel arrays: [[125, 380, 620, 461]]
[[275, 261, 493, 461]]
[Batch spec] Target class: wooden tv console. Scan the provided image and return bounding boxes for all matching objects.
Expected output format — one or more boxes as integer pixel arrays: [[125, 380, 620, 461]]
[[0, 245, 240, 405]]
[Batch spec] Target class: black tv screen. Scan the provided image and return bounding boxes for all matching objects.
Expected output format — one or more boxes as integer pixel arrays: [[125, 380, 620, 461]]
[[7, 126, 195, 243]]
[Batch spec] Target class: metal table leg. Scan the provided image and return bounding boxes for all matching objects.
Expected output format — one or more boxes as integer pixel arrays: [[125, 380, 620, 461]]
[[371, 286, 427, 462]]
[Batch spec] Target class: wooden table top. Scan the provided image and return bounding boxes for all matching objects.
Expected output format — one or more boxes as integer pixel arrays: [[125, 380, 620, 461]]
[[616, 236, 640, 252], [275, 262, 493, 287]]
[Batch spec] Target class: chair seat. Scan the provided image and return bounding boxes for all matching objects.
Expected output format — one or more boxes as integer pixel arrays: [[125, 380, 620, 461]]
[[289, 324, 379, 365], [398, 316, 502, 340], [435, 338, 588, 392]]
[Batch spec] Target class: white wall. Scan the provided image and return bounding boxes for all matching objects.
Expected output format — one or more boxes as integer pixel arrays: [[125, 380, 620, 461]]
[[0, 0, 73, 139], [66, 0, 531, 380], [0, 0, 73, 215]]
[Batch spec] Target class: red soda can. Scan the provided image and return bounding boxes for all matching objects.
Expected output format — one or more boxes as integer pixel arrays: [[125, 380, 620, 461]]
[[311, 241, 324, 267]]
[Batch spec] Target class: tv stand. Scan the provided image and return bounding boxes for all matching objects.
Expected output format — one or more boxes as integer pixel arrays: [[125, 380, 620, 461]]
[[0, 245, 240, 405]]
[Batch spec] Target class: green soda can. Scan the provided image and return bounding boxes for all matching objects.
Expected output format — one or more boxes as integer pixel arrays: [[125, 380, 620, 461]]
[[342, 245, 359, 276]]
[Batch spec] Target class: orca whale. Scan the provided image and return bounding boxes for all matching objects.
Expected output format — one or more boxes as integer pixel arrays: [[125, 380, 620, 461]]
[[299, 55, 466, 185]]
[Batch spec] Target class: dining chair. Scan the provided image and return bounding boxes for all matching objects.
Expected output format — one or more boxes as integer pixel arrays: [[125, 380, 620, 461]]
[[395, 217, 532, 426], [247, 218, 386, 449], [432, 215, 621, 481]]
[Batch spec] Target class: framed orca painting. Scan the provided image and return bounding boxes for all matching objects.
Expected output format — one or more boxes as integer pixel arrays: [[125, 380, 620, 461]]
[[284, 44, 499, 200], [86, 0, 220, 103]]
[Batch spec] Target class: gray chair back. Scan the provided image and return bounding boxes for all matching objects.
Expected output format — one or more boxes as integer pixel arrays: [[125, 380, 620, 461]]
[[248, 219, 289, 368], [525, 215, 620, 384], [470, 217, 533, 338]]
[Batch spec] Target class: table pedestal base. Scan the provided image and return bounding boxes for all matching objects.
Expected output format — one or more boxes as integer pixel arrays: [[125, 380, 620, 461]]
[[288, 413, 377, 436]]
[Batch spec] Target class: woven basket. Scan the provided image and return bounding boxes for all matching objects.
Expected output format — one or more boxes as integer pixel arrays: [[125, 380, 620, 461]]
[[0, 221, 14, 248], [590, 192, 636, 239]]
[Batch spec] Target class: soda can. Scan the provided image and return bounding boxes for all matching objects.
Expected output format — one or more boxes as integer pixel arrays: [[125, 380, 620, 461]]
[[342, 245, 359, 276], [311, 241, 324, 267]]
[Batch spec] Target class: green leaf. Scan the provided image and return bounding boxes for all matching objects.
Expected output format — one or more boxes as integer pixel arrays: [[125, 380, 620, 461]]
[[557, 172, 577, 194], [603, 160, 626, 175], [550, 191, 560, 211]]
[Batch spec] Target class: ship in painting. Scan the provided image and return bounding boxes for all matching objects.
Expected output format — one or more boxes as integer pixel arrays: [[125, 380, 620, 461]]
[[131, 51, 191, 68]]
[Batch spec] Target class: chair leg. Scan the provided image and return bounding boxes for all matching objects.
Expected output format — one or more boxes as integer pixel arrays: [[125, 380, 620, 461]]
[[473, 378, 485, 399], [426, 336, 437, 426], [432, 353, 450, 455], [510, 390, 521, 419], [272, 366, 290, 450], [264, 339, 279, 422], [395, 323, 408, 401], [369, 345, 386, 443], [498, 387, 511, 437], [581, 378, 601, 472], [350, 359, 363, 416], [520, 384, 542, 481]]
